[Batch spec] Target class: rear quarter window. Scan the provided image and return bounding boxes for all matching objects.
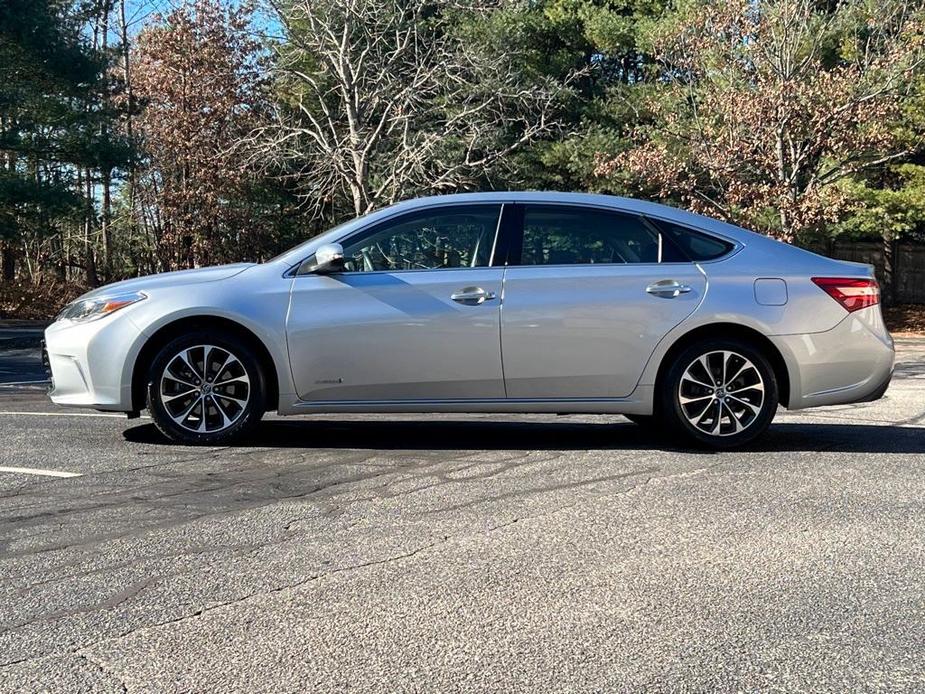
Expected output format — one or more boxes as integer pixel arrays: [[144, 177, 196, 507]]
[[656, 220, 735, 261]]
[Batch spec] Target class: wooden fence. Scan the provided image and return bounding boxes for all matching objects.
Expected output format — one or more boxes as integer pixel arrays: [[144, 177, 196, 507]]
[[822, 241, 925, 304]]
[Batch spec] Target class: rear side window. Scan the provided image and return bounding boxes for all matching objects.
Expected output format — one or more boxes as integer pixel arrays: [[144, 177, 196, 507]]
[[655, 220, 734, 261], [519, 206, 663, 265]]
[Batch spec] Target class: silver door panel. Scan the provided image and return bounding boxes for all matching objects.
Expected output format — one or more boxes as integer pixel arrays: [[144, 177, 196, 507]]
[[287, 269, 504, 401], [500, 264, 707, 399]]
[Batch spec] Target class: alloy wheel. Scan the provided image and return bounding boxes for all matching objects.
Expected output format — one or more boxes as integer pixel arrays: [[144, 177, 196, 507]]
[[159, 344, 251, 434], [677, 350, 765, 437]]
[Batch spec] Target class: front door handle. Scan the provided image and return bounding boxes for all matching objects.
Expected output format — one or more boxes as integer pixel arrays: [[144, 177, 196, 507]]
[[646, 280, 693, 298], [451, 286, 497, 305]]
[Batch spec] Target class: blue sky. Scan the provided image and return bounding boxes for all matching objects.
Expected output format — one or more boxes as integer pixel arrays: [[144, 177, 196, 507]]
[[121, 0, 282, 40]]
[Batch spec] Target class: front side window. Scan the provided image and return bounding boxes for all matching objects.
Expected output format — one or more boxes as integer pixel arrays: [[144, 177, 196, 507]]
[[518, 206, 679, 265], [340, 205, 502, 272]]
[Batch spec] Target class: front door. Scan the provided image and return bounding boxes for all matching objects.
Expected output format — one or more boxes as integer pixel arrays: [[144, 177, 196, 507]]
[[286, 204, 506, 402], [499, 204, 707, 399]]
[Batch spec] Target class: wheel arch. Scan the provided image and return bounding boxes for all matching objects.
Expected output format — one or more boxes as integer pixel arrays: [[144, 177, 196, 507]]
[[131, 315, 280, 412], [652, 322, 791, 408]]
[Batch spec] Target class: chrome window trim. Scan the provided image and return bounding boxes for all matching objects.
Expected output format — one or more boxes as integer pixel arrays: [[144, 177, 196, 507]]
[[502, 261, 706, 270], [293, 265, 508, 278]]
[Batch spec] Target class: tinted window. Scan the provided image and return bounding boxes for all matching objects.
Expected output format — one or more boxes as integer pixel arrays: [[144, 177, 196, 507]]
[[657, 220, 734, 261], [341, 205, 501, 272], [519, 206, 666, 265]]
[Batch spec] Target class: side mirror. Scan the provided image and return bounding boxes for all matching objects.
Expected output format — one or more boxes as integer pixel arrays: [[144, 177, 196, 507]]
[[310, 243, 346, 274]]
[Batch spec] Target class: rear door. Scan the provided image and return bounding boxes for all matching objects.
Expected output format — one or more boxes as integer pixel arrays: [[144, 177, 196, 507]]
[[499, 204, 707, 399]]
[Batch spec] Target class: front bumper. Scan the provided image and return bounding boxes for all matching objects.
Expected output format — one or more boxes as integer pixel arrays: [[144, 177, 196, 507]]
[[45, 313, 144, 411], [770, 306, 895, 410], [41, 339, 52, 388]]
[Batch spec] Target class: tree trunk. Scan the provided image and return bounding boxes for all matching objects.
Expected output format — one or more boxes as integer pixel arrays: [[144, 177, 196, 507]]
[[1, 244, 14, 282], [120, 0, 137, 272], [99, 0, 113, 281], [778, 208, 792, 242], [84, 219, 98, 287], [50, 235, 66, 281], [882, 234, 898, 307], [80, 168, 98, 287], [349, 181, 365, 218], [102, 168, 112, 279]]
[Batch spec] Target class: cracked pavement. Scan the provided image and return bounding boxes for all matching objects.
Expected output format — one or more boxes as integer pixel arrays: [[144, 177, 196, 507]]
[[0, 338, 924, 692]]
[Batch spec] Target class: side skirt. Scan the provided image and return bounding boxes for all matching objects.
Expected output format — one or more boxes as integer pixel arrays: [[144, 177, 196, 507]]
[[280, 387, 655, 416]]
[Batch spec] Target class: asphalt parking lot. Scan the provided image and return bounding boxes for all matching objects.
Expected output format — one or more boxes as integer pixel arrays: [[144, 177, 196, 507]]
[[1, 329, 924, 692]]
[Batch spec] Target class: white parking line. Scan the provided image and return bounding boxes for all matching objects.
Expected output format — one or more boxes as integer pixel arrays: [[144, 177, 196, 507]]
[[0, 380, 50, 386], [0, 411, 145, 419], [0, 466, 82, 478]]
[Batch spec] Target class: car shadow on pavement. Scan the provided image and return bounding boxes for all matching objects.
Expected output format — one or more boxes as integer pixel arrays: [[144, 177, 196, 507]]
[[124, 419, 925, 454]]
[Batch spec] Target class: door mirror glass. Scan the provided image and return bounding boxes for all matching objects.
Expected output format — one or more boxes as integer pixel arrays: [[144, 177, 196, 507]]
[[309, 243, 346, 274]]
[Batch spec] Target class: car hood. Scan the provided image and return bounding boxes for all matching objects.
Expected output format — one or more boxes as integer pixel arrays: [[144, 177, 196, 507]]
[[77, 263, 256, 300]]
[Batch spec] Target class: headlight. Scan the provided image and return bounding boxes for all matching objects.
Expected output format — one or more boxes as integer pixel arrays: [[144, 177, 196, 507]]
[[57, 291, 147, 324]]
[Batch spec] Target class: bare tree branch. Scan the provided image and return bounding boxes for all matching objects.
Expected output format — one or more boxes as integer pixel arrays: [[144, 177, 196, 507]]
[[242, 0, 573, 220]]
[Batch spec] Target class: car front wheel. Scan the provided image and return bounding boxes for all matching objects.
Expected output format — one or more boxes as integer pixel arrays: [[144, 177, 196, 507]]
[[146, 333, 266, 444], [660, 338, 778, 449]]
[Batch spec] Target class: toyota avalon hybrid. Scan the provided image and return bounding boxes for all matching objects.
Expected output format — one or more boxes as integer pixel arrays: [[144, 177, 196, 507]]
[[44, 192, 894, 448]]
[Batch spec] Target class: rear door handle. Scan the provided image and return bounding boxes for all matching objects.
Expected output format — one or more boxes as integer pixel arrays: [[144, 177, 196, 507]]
[[646, 280, 693, 298], [451, 286, 497, 305]]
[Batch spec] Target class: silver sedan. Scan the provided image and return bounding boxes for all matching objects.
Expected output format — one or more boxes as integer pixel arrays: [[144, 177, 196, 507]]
[[44, 192, 894, 448]]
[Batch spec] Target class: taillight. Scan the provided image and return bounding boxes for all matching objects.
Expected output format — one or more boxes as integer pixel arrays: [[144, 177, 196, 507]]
[[811, 277, 880, 312]]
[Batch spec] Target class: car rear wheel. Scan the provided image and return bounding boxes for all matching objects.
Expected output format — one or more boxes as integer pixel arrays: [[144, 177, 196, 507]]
[[146, 333, 266, 444], [660, 338, 778, 449]]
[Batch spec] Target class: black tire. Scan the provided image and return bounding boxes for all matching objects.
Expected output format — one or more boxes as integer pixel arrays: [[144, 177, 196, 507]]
[[146, 332, 266, 445], [659, 337, 778, 449]]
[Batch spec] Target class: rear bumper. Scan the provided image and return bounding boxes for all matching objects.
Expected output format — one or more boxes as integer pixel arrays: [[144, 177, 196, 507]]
[[770, 307, 894, 410], [853, 366, 893, 403]]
